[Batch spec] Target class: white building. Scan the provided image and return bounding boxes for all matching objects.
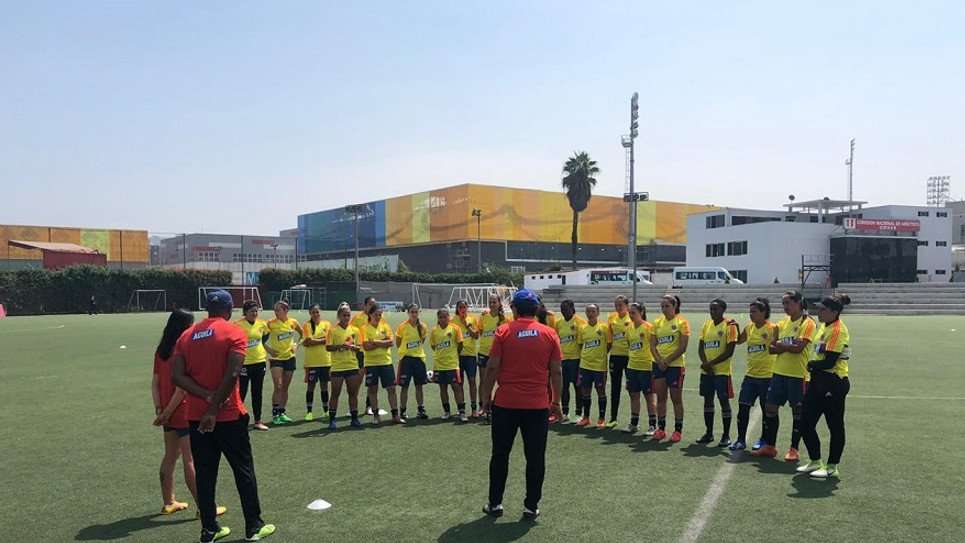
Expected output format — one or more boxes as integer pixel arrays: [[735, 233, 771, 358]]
[[686, 199, 952, 285]]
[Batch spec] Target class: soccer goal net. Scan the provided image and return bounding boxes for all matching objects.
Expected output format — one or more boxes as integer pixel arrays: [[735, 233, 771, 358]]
[[128, 289, 167, 312], [198, 286, 262, 311], [411, 283, 517, 312], [280, 289, 312, 310]]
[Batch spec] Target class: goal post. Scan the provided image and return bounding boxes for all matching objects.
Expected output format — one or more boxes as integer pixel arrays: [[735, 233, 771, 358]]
[[128, 289, 167, 312], [198, 286, 262, 311], [280, 289, 312, 310], [411, 283, 516, 312]]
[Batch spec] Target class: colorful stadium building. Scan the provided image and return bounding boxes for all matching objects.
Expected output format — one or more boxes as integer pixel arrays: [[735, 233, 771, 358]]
[[297, 184, 717, 273], [0, 224, 149, 270]]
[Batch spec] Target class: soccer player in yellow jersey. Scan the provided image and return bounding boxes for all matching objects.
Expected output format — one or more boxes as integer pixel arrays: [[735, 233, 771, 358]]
[[731, 298, 777, 451], [396, 304, 431, 420], [265, 301, 303, 425], [301, 304, 331, 422], [606, 296, 633, 428], [454, 300, 482, 417], [478, 294, 511, 420], [431, 309, 467, 421], [553, 300, 585, 422], [697, 299, 739, 447], [362, 305, 402, 424], [326, 304, 364, 429], [753, 290, 817, 461], [576, 304, 612, 429], [236, 301, 271, 431], [624, 302, 657, 435], [352, 296, 379, 414], [798, 294, 852, 479], [650, 295, 690, 443]]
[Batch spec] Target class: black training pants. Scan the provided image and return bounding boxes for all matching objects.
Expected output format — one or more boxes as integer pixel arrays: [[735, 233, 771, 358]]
[[239, 363, 266, 422], [609, 355, 629, 421], [488, 406, 549, 511], [801, 373, 850, 465], [189, 415, 264, 534]]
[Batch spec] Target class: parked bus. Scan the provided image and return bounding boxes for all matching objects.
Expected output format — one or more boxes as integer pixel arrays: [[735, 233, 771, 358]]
[[524, 267, 653, 291], [671, 267, 744, 288]]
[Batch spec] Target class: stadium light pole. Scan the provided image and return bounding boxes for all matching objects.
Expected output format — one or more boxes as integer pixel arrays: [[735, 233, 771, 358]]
[[345, 204, 370, 306], [472, 208, 483, 273], [623, 92, 641, 303]]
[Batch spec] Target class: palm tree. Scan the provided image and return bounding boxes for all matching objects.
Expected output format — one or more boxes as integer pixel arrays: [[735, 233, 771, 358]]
[[561, 151, 599, 271]]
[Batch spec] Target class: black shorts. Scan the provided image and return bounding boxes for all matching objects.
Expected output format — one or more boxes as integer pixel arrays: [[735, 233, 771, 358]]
[[305, 366, 331, 384], [270, 358, 296, 372], [163, 426, 190, 438], [459, 355, 478, 379], [609, 355, 629, 373], [434, 369, 462, 385], [365, 365, 396, 388], [331, 369, 361, 380], [699, 374, 734, 400], [562, 359, 580, 385], [239, 362, 266, 377], [577, 368, 607, 388], [626, 369, 653, 393], [477, 354, 490, 368], [398, 356, 428, 386]]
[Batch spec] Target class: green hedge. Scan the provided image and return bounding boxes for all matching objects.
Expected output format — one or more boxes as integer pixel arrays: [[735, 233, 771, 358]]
[[258, 268, 522, 295], [0, 267, 231, 315]]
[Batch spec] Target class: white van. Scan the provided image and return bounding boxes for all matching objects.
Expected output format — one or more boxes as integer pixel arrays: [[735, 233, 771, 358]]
[[524, 268, 653, 291], [671, 267, 744, 288]]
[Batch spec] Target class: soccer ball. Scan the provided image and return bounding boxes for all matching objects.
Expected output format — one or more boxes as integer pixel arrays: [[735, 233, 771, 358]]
[[426, 370, 434, 380]]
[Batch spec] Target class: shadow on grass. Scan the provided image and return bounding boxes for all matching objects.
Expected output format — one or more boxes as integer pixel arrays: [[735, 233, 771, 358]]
[[437, 515, 535, 543], [679, 443, 730, 458], [748, 456, 800, 475], [75, 513, 193, 541], [788, 475, 840, 498]]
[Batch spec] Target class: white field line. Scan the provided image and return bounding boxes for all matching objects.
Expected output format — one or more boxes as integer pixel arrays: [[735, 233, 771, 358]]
[[0, 324, 66, 334], [680, 387, 965, 401], [678, 409, 762, 543]]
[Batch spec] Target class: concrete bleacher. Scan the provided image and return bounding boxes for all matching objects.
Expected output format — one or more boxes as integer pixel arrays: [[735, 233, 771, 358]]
[[538, 282, 965, 316]]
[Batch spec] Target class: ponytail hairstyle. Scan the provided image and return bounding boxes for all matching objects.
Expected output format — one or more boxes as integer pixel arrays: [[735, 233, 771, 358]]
[[629, 302, 647, 322], [308, 303, 322, 333], [749, 297, 771, 319], [156, 309, 195, 361], [406, 303, 426, 340], [488, 294, 506, 324], [662, 294, 681, 315]]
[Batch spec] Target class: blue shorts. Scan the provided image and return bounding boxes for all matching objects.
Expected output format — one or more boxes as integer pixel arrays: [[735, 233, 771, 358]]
[[577, 368, 607, 388], [652, 365, 685, 389], [270, 358, 296, 372], [767, 374, 806, 407], [398, 356, 428, 386], [477, 354, 490, 368], [305, 366, 330, 384], [699, 374, 734, 400], [365, 365, 396, 388], [331, 369, 360, 380], [562, 359, 580, 385], [609, 355, 629, 373], [626, 368, 653, 393], [459, 355, 478, 379], [434, 369, 462, 385], [738, 376, 771, 406]]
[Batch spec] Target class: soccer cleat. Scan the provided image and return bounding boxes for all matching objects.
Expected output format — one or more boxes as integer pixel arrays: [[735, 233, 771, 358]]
[[560, 414, 570, 423], [644, 425, 657, 437], [575, 417, 591, 427], [279, 413, 294, 423], [522, 506, 541, 520], [441, 412, 451, 420], [596, 418, 606, 429], [751, 445, 778, 458], [796, 460, 824, 474], [729, 440, 747, 452], [304, 412, 314, 422], [547, 413, 559, 424], [784, 448, 800, 463], [605, 420, 619, 429], [271, 415, 282, 425], [350, 417, 362, 428], [459, 412, 469, 423], [717, 436, 732, 448], [670, 431, 682, 443], [623, 424, 638, 434], [161, 501, 189, 515], [652, 429, 667, 441], [482, 504, 504, 518], [752, 439, 765, 451], [253, 422, 270, 431], [696, 433, 715, 444], [417, 411, 429, 420], [245, 523, 276, 541], [394, 416, 406, 424], [366, 407, 374, 416], [327, 420, 337, 430], [199, 526, 230, 543], [810, 465, 840, 479], [195, 506, 227, 519]]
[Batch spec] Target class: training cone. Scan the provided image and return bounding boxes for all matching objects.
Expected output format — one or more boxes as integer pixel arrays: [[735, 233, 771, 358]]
[[307, 499, 332, 511]]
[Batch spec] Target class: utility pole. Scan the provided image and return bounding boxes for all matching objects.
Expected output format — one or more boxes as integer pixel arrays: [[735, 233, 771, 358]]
[[846, 138, 855, 213], [472, 208, 483, 273], [345, 204, 370, 306], [622, 92, 646, 303]]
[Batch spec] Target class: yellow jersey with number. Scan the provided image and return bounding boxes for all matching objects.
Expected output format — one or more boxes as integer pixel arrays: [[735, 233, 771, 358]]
[[744, 322, 778, 378], [327, 324, 362, 372], [608, 313, 632, 356], [430, 324, 463, 371], [266, 318, 300, 360], [626, 321, 654, 371], [396, 321, 429, 359], [361, 320, 394, 367], [554, 316, 586, 360], [235, 319, 269, 365], [453, 315, 480, 357], [813, 320, 851, 378], [478, 310, 512, 355], [700, 319, 739, 376], [301, 320, 332, 368], [774, 316, 817, 379], [579, 322, 611, 372], [652, 315, 691, 367]]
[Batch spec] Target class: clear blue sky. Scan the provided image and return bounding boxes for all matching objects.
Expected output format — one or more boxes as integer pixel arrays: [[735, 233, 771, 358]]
[[2, 1, 963, 236]]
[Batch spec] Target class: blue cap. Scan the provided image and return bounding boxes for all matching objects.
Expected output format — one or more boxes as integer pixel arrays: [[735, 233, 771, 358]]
[[206, 290, 234, 310], [512, 289, 540, 307]]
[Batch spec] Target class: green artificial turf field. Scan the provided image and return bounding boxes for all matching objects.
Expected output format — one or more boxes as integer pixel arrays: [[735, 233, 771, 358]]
[[2, 310, 963, 542]]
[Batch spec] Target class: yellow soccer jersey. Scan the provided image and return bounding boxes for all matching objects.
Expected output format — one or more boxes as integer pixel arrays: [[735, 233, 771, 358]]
[[774, 316, 817, 379], [627, 321, 655, 371], [700, 319, 739, 375], [396, 321, 429, 359], [554, 315, 586, 360], [266, 318, 300, 360], [327, 324, 362, 372], [430, 324, 463, 371], [235, 318, 269, 365], [608, 312, 633, 356], [744, 322, 778, 378], [813, 320, 851, 378], [579, 322, 612, 372], [478, 310, 512, 356], [361, 320, 394, 367], [453, 315, 480, 357], [652, 316, 691, 367], [350, 311, 369, 331], [541, 311, 557, 328], [301, 320, 332, 368]]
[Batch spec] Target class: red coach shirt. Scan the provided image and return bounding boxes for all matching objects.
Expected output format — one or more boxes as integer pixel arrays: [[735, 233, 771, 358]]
[[175, 317, 248, 422], [490, 317, 562, 410], [153, 352, 187, 429]]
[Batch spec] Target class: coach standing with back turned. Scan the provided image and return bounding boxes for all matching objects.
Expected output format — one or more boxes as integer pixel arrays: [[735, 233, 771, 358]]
[[480, 289, 563, 520]]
